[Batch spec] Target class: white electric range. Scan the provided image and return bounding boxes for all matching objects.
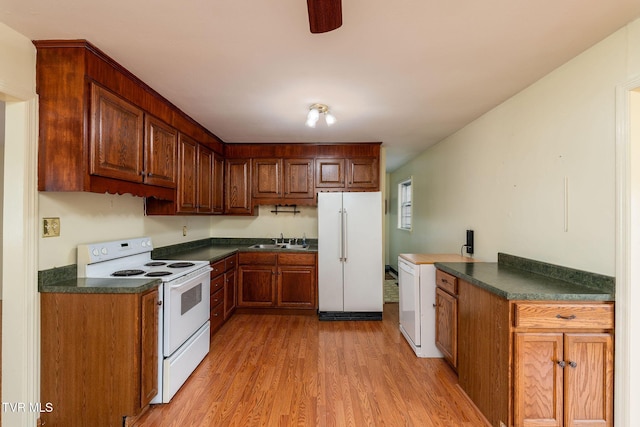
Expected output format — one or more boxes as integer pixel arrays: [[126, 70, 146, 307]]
[[77, 237, 211, 403]]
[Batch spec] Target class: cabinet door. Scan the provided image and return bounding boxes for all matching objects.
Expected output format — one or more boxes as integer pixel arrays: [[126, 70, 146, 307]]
[[140, 288, 159, 408], [277, 265, 317, 308], [224, 269, 237, 319], [315, 158, 345, 188], [253, 158, 282, 198], [197, 145, 213, 213], [346, 157, 378, 189], [212, 155, 224, 214], [435, 287, 458, 368], [177, 134, 198, 213], [514, 332, 564, 427], [237, 265, 275, 307], [225, 158, 253, 214], [144, 115, 177, 188], [284, 158, 314, 199], [90, 83, 144, 182], [564, 333, 613, 427]]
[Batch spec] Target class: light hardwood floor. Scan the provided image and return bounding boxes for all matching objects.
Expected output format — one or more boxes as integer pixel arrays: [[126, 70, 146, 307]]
[[134, 303, 487, 427]]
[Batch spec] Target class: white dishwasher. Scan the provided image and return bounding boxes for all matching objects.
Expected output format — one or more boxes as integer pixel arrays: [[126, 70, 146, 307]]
[[398, 254, 473, 358]]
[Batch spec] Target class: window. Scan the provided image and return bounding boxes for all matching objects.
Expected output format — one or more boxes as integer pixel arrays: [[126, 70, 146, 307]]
[[398, 178, 412, 230]]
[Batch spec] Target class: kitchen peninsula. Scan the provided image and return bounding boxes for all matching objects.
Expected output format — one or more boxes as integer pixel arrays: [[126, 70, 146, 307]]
[[434, 253, 614, 427]]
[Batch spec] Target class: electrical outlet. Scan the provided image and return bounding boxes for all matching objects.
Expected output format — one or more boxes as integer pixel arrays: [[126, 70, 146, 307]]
[[43, 217, 61, 237]]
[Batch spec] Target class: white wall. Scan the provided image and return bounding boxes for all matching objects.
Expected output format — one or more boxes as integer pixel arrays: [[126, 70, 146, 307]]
[[38, 192, 213, 269], [388, 20, 640, 276], [1, 101, 4, 298], [210, 205, 318, 240]]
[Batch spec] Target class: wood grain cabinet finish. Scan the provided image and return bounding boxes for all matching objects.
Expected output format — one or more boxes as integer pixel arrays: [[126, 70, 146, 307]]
[[40, 287, 159, 427], [252, 158, 314, 203], [513, 303, 614, 427], [90, 83, 146, 183], [225, 158, 253, 215], [435, 269, 458, 369], [144, 114, 178, 188], [448, 273, 615, 427], [210, 254, 238, 335], [177, 135, 215, 214], [237, 252, 317, 309], [35, 40, 222, 201], [315, 157, 379, 190], [212, 155, 225, 214]]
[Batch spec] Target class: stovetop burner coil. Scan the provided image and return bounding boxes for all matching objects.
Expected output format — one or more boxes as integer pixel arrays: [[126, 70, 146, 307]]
[[111, 269, 145, 277], [145, 261, 167, 267], [145, 271, 172, 277], [167, 262, 195, 268]]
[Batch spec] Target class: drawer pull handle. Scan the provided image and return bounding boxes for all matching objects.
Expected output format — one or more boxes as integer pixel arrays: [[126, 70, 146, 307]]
[[555, 314, 576, 320]]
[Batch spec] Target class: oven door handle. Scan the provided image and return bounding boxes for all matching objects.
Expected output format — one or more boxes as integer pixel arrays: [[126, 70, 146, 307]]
[[169, 268, 212, 289]]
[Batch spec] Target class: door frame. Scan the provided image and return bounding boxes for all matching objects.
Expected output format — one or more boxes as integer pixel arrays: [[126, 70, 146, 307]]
[[615, 75, 640, 426]]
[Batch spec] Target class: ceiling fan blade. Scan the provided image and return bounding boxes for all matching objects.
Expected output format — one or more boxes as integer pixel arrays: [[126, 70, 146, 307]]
[[307, 0, 342, 33]]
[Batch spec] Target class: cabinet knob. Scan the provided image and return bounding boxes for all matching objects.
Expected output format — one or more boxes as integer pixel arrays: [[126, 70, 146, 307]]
[[568, 361, 577, 368], [157, 301, 163, 306], [557, 360, 566, 368], [148, 172, 153, 177]]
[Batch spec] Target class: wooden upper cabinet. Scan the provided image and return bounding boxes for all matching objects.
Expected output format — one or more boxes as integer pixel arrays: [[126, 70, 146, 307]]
[[177, 134, 198, 213], [90, 83, 145, 183], [347, 157, 379, 189], [212, 155, 224, 214], [225, 158, 253, 215], [252, 158, 314, 201], [315, 156, 379, 190], [35, 40, 223, 201], [315, 158, 345, 188], [284, 158, 314, 199], [197, 145, 214, 213], [253, 158, 281, 198], [144, 114, 178, 188]]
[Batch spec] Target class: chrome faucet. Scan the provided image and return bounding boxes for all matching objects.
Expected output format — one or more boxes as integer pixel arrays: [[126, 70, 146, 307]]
[[280, 233, 284, 243]]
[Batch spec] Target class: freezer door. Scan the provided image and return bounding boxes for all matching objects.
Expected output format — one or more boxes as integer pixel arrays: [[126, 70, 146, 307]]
[[342, 192, 383, 312], [318, 192, 345, 311]]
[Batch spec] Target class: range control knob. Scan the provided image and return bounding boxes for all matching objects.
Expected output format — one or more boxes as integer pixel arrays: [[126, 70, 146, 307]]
[[101, 247, 108, 255], [92, 248, 100, 257]]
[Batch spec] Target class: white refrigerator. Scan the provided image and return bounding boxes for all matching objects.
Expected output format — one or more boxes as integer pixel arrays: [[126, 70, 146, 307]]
[[318, 191, 383, 320]]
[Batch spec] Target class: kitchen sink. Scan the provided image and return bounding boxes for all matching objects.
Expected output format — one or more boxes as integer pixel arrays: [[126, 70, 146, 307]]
[[248, 243, 309, 250], [249, 244, 283, 249]]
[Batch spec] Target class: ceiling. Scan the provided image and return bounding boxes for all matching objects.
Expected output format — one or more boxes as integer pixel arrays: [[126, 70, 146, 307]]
[[2, 1, 640, 171]]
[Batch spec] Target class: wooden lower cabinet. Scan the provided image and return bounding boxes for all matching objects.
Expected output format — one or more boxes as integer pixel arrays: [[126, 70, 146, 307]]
[[514, 332, 613, 427], [238, 251, 317, 310], [435, 287, 457, 369], [210, 254, 237, 335], [444, 271, 615, 427], [40, 287, 159, 427]]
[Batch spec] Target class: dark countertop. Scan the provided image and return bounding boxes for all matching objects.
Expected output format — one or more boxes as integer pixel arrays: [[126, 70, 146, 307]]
[[38, 237, 317, 293], [39, 277, 161, 294], [435, 253, 614, 301], [162, 244, 318, 264]]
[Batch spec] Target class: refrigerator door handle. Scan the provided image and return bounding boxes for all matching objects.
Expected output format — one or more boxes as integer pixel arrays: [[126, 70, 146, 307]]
[[343, 209, 348, 262], [338, 209, 344, 262]]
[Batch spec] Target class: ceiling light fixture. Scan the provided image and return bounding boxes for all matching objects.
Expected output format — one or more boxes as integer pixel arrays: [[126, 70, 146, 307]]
[[306, 103, 336, 128]]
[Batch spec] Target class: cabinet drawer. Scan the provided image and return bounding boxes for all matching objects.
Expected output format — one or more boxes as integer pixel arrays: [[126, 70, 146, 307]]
[[239, 252, 277, 265], [210, 274, 224, 294], [277, 253, 316, 266], [210, 303, 224, 332], [210, 287, 224, 308], [436, 269, 458, 295], [514, 303, 614, 329], [225, 254, 237, 271], [210, 259, 225, 276]]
